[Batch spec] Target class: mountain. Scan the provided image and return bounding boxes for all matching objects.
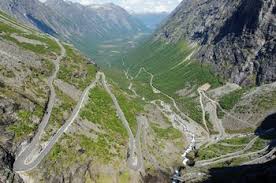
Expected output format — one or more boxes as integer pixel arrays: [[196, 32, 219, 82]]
[[123, 0, 276, 126], [0, 9, 184, 183], [1, 0, 276, 182], [0, 0, 148, 59], [133, 12, 169, 30], [0, 0, 64, 36], [45, 0, 147, 39], [121, 1, 276, 181], [44, 0, 148, 61], [154, 0, 276, 86]]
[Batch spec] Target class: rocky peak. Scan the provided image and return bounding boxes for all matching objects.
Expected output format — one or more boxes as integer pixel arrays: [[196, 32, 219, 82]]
[[155, 0, 276, 86]]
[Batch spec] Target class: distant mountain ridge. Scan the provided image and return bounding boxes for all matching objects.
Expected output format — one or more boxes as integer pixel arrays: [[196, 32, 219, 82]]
[[0, 0, 148, 47], [45, 0, 146, 39], [132, 12, 169, 30]]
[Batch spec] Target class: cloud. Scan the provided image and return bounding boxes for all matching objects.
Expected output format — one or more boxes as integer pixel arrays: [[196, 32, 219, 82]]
[[119, 0, 181, 13], [40, 0, 181, 13]]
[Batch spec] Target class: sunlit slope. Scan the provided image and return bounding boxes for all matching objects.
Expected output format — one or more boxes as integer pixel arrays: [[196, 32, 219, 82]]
[[126, 40, 222, 95], [122, 40, 222, 124]]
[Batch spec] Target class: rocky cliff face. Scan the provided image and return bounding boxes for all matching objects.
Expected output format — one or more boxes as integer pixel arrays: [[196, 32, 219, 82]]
[[0, 0, 63, 35], [155, 0, 276, 86], [0, 9, 62, 182], [0, 99, 25, 183]]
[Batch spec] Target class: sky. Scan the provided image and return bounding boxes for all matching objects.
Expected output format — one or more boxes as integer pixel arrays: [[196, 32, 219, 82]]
[[40, 0, 182, 13]]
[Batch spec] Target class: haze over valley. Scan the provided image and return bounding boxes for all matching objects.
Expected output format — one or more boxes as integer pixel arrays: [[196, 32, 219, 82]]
[[0, 0, 275, 183]]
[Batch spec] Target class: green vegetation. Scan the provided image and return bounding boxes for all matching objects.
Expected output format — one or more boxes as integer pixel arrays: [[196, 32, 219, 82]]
[[221, 136, 253, 145], [114, 86, 143, 134], [198, 143, 244, 160], [79, 86, 129, 159], [151, 123, 182, 140], [44, 87, 76, 139], [81, 86, 128, 138], [71, 31, 147, 69], [247, 138, 268, 152], [0, 10, 35, 32], [0, 22, 22, 34], [47, 86, 129, 173], [225, 127, 254, 134], [7, 107, 43, 141], [219, 87, 250, 111], [126, 40, 222, 95], [47, 133, 117, 173], [2, 34, 59, 55], [41, 58, 55, 77], [105, 67, 130, 91], [177, 95, 202, 124], [48, 133, 111, 173], [0, 12, 60, 55], [24, 34, 61, 54], [252, 90, 276, 112], [118, 172, 130, 183], [198, 136, 254, 160], [58, 45, 97, 90], [47, 135, 82, 173], [132, 71, 168, 102], [197, 136, 268, 160], [121, 40, 223, 124]]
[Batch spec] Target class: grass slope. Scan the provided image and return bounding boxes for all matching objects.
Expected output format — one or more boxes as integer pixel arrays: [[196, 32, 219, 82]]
[[121, 39, 223, 124], [126, 40, 222, 95]]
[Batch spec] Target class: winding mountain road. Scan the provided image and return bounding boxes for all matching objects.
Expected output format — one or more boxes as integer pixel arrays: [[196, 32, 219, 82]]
[[14, 38, 65, 172], [124, 66, 274, 169], [14, 41, 100, 172], [201, 91, 256, 129], [125, 67, 209, 166], [196, 137, 262, 167], [198, 89, 210, 136], [129, 67, 208, 138], [99, 72, 142, 170]]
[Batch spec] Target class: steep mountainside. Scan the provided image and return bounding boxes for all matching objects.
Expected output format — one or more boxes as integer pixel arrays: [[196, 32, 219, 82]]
[[0, 0, 148, 57], [46, 0, 146, 39], [120, 0, 276, 181], [44, 0, 148, 62], [1, 0, 276, 182], [0, 0, 66, 36], [0, 10, 186, 183], [122, 0, 276, 132], [154, 0, 276, 86]]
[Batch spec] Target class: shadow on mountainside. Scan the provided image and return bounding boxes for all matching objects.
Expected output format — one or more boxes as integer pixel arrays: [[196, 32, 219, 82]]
[[203, 113, 276, 183]]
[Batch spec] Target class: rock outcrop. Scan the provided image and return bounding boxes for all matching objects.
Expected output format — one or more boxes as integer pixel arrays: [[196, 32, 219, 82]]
[[155, 0, 276, 86], [0, 98, 23, 183]]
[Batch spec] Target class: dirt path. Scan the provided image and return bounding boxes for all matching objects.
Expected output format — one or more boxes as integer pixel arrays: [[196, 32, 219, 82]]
[[198, 89, 210, 136], [197, 146, 270, 167], [202, 92, 256, 129], [198, 88, 228, 144], [242, 147, 276, 165], [125, 67, 209, 166], [122, 65, 275, 176], [128, 67, 208, 138], [196, 137, 260, 166]]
